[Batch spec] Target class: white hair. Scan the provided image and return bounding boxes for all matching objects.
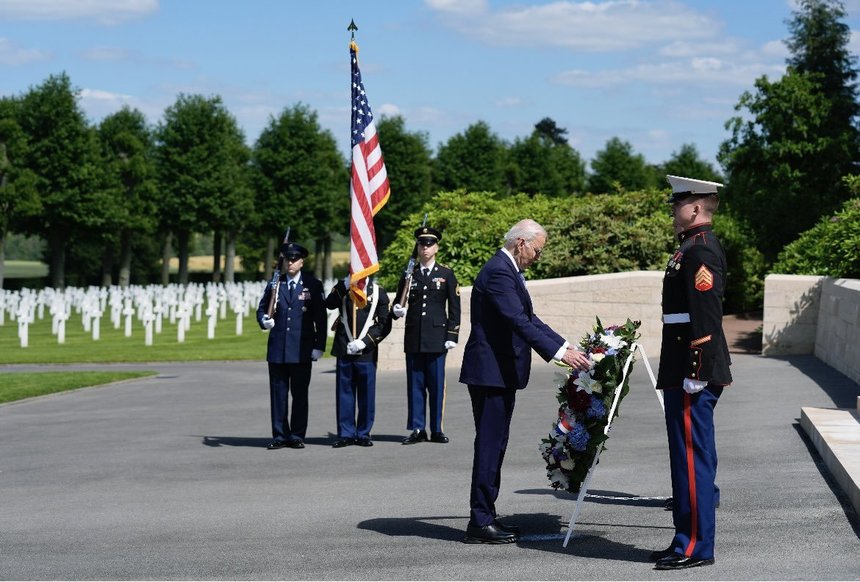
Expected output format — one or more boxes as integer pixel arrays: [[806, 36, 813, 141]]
[[504, 219, 546, 249]]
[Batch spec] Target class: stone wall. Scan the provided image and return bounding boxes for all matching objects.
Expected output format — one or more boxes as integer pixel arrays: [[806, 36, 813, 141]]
[[376, 271, 664, 372], [763, 274, 860, 386], [762, 274, 824, 356], [815, 278, 860, 384]]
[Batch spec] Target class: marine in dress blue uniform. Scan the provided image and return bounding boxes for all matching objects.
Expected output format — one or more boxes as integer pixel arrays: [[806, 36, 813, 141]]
[[458, 219, 590, 544], [256, 242, 327, 450], [324, 277, 391, 448], [392, 226, 461, 445], [652, 175, 733, 570]]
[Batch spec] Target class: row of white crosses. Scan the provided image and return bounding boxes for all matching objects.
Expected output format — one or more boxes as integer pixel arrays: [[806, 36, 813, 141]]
[[0, 282, 268, 348]]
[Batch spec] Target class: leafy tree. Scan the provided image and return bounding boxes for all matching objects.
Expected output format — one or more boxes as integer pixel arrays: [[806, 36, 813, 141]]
[[719, 0, 859, 262], [155, 94, 249, 284], [433, 121, 507, 194], [252, 103, 347, 280], [773, 179, 860, 278], [507, 119, 586, 197], [660, 143, 723, 184], [587, 137, 653, 194], [0, 96, 40, 289], [375, 115, 432, 250], [17, 73, 107, 288], [97, 107, 158, 287]]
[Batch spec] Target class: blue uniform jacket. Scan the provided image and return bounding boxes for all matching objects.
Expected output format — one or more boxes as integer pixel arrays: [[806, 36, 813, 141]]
[[459, 249, 564, 390], [256, 273, 327, 364]]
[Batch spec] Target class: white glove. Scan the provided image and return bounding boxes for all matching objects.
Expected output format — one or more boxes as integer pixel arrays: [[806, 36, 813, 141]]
[[311, 349, 323, 361], [343, 275, 351, 288], [683, 378, 707, 394], [392, 303, 407, 318], [444, 341, 457, 350], [261, 315, 275, 330], [346, 339, 367, 355]]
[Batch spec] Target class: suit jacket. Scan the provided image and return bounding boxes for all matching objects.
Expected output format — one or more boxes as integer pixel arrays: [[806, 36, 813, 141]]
[[324, 280, 391, 362], [656, 224, 732, 389], [393, 263, 460, 353], [459, 249, 564, 390], [256, 272, 327, 364]]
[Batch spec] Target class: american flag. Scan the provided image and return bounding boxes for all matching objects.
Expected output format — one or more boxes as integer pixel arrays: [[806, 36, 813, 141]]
[[348, 40, 390, 307]]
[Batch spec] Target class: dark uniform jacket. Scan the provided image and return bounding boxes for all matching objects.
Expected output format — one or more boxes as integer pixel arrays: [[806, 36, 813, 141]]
[[256, 272, 327, 364], [656, 223, 732, 390], [324, 280, 391, 362], [393, 262, 461, 353]]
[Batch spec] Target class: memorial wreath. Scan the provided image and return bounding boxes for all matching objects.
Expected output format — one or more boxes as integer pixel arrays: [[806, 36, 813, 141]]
[[539, 317, 642, 494]]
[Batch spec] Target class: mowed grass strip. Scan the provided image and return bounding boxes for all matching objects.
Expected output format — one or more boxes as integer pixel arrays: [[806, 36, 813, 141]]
[[0, 371, 157, 404], [0, 312, 271, 364]]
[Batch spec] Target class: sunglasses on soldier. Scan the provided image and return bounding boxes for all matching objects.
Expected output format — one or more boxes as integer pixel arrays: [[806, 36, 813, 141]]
[[417, 238, 437, 247]]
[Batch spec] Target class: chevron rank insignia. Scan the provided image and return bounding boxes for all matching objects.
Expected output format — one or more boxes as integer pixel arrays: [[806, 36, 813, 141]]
[[694, 265, 714, 291]]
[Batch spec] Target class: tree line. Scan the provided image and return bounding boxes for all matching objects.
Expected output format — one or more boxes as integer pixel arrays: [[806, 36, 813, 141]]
[[1, 0, 857, 298]]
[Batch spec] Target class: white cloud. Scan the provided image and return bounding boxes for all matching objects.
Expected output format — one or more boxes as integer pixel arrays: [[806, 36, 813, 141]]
[[81, 46, 129, 61], [553, 59, 785, 89], [0, 0, 158, 25], [496, 96, 523, 108], [377, 103, 401, 117], [426, 0, 721, 52], [0, 37, 49, 65]]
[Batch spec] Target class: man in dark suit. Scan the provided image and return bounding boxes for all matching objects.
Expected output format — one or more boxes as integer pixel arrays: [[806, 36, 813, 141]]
[[392, 226, 461, 445], [459, 219, 590, 544], [324, 276, 391, 448], [651, 176, 732, 570], [256, 242, 327, 450]]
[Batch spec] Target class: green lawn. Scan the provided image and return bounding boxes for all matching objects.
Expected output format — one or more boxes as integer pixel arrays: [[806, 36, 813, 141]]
[[4, 261, 48, 279], [0, 312, 274, 364], [0, 370, 157, 404]]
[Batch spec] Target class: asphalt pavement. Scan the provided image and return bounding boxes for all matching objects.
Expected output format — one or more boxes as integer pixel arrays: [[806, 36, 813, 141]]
[[1, 353, 858, 580]]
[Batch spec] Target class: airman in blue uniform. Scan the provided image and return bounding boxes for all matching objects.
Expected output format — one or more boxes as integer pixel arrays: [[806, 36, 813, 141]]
[[257, 242, 327, 450]]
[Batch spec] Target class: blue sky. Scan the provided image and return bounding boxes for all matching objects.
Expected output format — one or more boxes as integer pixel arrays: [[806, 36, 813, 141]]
[[2, 0, 860, 170]]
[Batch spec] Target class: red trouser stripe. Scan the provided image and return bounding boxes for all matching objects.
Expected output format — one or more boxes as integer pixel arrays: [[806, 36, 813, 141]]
[[683, 392, 698, 557]]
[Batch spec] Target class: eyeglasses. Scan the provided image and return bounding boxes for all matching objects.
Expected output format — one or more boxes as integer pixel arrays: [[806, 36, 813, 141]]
[[523, 240, 543, 258], [417, 238, 437, 247]]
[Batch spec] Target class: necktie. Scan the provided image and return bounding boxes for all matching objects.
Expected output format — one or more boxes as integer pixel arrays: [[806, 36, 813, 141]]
[[422, 268, 429, 277], [289, 280, 296, 300]]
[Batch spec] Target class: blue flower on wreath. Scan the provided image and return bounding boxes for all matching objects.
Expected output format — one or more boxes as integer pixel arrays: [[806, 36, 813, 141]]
[[551, 447, 567, 462], [566, 422, 589, 451], [587, 397, 607, 420]]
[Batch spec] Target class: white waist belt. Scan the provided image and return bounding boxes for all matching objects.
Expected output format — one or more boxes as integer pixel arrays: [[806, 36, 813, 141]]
[[663, 313, 691, 324]]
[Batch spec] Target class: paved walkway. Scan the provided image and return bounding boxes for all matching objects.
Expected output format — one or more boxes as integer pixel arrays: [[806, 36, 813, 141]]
[[1, 351, 858, 580]]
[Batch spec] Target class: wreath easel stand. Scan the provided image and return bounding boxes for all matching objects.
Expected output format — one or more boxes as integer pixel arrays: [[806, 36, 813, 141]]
[[562, 343, 663, 547]]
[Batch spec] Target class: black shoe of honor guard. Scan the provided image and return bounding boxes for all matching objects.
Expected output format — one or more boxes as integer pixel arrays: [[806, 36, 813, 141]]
[[493, 519, 520, 535], [649, 547, 676, 561], [332, 438, 355, 448], [402, 430, 428, 445], [654, 555, 714, 570], [430, 432, 449, 443], [463, 523, 517, 544]]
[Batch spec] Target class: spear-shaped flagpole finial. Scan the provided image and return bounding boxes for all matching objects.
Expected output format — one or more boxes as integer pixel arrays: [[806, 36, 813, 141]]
[[348, 19, 358, 40]]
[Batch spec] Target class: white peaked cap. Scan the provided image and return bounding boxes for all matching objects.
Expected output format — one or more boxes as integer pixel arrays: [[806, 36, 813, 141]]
[[666, 174, 723, 195]]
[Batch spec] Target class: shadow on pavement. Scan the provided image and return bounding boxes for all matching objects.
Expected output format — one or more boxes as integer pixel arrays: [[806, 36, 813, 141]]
[[778, 355, 859, 408], [358, 515, 465, 542]]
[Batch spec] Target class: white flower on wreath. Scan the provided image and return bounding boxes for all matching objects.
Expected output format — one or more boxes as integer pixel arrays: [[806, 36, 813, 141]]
[[601, 333, 627, 350], [560, 458, 575, 470], [554, 371, 570, 388], [549, 469, 569, 490], [591, 352, 606, 363], [573, 370, 602, 394]]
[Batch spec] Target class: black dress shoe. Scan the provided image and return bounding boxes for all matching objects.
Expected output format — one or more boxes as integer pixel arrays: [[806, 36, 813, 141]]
[[286, 439, 305, 449], [332, 438, 355, 448], [402, 430, 428, 445], [649, 547, 676, 562], [493, 519, 520, 535], [463, 523, 517, 544], [430, 432, 449, 443], [356, 437, 373, 447], [266, 440, 289, 450], [654, 555, 714, 570]]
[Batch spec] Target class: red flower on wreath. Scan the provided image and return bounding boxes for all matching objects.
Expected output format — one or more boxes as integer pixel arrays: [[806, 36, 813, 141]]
[[565, 378, 592, 411]]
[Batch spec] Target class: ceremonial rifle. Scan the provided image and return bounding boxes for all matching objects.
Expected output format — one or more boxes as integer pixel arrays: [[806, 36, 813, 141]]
[[397, 214, 427, 307], [266, 227, 291, 318]]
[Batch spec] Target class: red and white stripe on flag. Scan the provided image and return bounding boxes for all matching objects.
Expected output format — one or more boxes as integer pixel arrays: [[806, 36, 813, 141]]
[[349, 40, 390, 308]]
